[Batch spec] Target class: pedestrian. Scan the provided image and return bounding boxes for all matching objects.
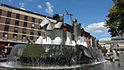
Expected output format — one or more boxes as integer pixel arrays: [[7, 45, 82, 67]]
[[118, 61, 120, 67], [112, 57, 115, 63], [4, 46, 7, 57], [1, 50, 4, 58]]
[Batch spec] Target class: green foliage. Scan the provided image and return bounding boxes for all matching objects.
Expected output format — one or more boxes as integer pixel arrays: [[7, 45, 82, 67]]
[[105, 0, 124, 37]]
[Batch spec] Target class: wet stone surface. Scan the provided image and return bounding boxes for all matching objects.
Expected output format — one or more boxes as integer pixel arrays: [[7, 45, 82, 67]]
[[0, 61, 124, 70]]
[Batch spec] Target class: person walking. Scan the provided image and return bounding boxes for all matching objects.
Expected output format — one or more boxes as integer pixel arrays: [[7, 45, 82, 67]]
[[112, 56, 115, 63]]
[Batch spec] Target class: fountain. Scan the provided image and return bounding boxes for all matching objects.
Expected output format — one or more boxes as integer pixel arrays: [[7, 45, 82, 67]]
[[0, 14, 105, 69]]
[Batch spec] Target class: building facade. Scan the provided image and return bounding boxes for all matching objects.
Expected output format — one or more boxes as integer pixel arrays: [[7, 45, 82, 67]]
[[0, 4, 56, 47], [81, 28, 93, 48], [0, 4, 99, 49], [111, 36, 124, 47], [63, 23, 73, 33], [99, 38, 111, 52]]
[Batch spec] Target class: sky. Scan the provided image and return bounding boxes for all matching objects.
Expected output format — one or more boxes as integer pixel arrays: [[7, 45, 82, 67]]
[[0, 0, 114, 39]]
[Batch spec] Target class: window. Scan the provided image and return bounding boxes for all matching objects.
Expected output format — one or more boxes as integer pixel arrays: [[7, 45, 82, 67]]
[[30, 36, 33, 40], [3, 33, 8, 38], [30, 29, 34, 35], [0, 9, 2, 15], [24, 16, 28, 21], [4, 25, 9, 31], [22, 28, 27, 33], [14, 27, 18, 32], [38, 31, 41, 36], [15, 20, 19, 25], [39, 19, 42, 23], [32, 17, 35, 22], [23, 22, 27, 27], [16, 14, 20, 19], [13, 34, 17, 39], [6, 18, 11, 24], [22, 35, 26, 40], [31, 24, 34, 28], [7, 11, 12, 17]]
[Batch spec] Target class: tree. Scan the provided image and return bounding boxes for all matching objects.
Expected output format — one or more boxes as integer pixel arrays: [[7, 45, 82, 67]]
[[105, 0, 124, 37]]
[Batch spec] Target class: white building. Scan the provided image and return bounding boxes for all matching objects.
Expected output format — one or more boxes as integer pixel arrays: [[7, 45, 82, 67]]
[[99, 38, 111, 52]]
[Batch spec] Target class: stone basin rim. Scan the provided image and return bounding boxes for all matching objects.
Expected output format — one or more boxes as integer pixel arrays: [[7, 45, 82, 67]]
[[0, 60, 106, 69]]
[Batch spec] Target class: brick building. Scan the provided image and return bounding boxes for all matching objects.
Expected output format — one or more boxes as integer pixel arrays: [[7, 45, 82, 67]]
[[0, 4, 56, 47], [0, 4, 97, 49], [63, 23, 73, 33], [63, 24, 96, 48], [81, 28, 93, 48]]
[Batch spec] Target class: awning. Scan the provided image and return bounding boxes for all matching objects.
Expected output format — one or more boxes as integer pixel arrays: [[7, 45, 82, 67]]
[[0, 44, 5, 46]]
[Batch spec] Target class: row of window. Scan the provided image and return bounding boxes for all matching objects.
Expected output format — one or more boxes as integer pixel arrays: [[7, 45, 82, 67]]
[[3, 33, 34, 40], [5, 18, 35, 28], [4, 25, 41, 35], [0, 9, 43, 23]]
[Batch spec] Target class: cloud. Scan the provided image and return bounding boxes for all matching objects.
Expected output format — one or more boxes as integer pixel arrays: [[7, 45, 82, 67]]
[[101, 33, 110, 37], [81, 24, 84, 28], [45, 2, 54, 15], [20, 8, 26, 10], [84, 22, 111, 39], [19, 2, 25, 8], [37, 5, 42, 9], [85, 22, 106, 33]]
